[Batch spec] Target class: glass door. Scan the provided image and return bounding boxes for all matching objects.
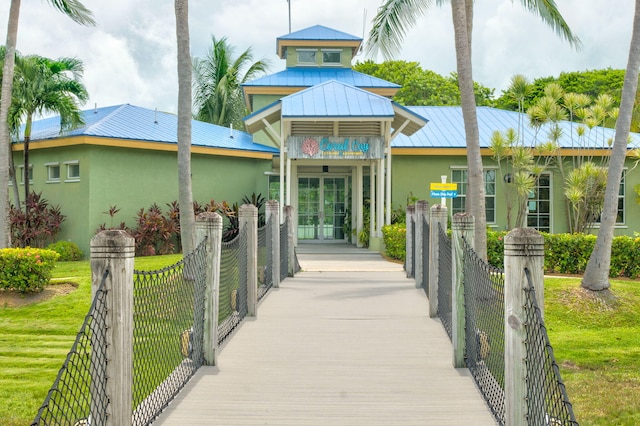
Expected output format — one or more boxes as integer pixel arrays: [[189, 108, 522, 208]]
[[298, 176, 346, 241]]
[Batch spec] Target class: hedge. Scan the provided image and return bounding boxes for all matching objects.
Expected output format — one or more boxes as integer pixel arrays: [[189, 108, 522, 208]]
[[382, 223, 406, 261], [384, 227, 640, 279], [0, 248, 60, 293]]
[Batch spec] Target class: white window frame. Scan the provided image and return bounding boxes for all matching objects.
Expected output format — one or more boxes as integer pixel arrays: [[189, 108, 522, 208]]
[[65, 160, 80, 182], [450, 167, 497, 224], [296, 49, 317, 66], [17, 164, 33, 185], [321, 49, 342, 66], [593, 168, 626, 227], [526, 173, 552, 233], [45, 162, 61, 183]]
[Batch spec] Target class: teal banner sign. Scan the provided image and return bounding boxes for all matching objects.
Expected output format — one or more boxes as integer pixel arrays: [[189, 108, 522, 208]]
[[430, 190, 458, 198], [288, 136, 385, 160]]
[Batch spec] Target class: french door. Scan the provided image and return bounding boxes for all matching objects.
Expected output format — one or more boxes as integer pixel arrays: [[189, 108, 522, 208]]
[[298, 176, 346, 242]]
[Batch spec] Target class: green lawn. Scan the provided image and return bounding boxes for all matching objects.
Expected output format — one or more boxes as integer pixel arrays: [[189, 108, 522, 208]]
[[0, 261, 638, 425], [0, 255, 182, 426]]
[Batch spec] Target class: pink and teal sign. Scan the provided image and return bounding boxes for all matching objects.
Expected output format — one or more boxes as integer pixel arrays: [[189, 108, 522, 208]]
[[288, 136, 385, 160]]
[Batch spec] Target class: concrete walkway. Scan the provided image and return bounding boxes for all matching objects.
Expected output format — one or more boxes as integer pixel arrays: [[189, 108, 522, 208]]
[[154, 244, 496, 425]]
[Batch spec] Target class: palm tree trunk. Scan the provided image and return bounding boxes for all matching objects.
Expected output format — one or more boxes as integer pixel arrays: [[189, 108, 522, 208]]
[[175, 0, 196, 256], [451, 0, 487, 260], [0, 0, 21, 248], [582, 0, 640, 291]]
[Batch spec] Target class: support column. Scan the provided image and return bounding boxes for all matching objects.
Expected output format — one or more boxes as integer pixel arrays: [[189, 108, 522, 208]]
[[284, 205, 295, 277], [196, 212, 223, 366], [90, 230, 134, 426], [377, 157, 384, 234], [386, 146, 392, 225], [266, 200, 280, 288], [452, 213, 474, 368], [428, 204, 447, 318], [504, 228, 545, 426], [370, 162, 376, 239], [240, 204, 258, 317], [405, 204, 415, 279], [356, 164, 363, 248]]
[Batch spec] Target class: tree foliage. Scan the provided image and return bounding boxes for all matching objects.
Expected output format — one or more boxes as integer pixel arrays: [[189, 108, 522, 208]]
[[353, 59, 494, 106]]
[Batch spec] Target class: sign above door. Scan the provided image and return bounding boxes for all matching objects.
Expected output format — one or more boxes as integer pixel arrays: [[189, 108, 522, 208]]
[[288, 136, 385, 160]]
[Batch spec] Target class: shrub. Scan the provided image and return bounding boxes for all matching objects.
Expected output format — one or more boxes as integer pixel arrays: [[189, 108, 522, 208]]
[[10, 192, 66, 248], [486, 230, 507, 269], [382, 223, 406, 261], [47, 241, 83, 261], [0, 248, 60, 292]]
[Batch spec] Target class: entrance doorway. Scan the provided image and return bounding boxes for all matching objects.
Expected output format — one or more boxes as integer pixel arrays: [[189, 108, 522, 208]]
[[298, 176, 347, 242]]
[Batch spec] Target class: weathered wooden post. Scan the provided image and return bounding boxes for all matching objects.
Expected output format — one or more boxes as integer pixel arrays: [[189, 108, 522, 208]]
[[285, 205, 295, 277], [90, 230, 134, 426], [504, 228, 545, 426], [266, 200, 281, 289], [240, 204, 258, 317], [428, 204, 447, 318], [414, 201, 429, 289], [452, 213, 474, 368], [196, 212, 223, 366], [405, 204, 415, 279]]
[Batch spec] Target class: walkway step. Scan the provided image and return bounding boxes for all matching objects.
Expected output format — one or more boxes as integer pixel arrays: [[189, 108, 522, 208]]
[[154, 269, 496, 425]]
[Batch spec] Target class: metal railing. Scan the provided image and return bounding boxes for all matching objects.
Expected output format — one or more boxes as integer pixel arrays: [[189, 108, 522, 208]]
[[218, 225, 248, 345], [131, 238, 208, 425], [523, 268, 578, 425], [437, 223, 452, 340], [462, 237, 506, 424], [32, 271, 110, 426]]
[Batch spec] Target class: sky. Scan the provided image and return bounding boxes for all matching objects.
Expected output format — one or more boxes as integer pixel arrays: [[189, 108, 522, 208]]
[[0, 0, 635, 115]]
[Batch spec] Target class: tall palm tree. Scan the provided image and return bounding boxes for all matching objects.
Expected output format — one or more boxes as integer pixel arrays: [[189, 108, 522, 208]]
[[11, 54, 89, 204], [582, 0, 640, 291], [192, 36, 270, 129], [175, 0, 196, 256], [0, 0, 94, 248], [366, 0, 580, 259]]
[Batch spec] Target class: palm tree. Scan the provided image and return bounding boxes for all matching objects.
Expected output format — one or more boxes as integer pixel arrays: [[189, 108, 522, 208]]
[[0, 0, 94, 248], [582, 0, 640, 291], [192, 36, 270, 129], [11, 54, 89, 205], [175, 0, 196, 256], [366, 0, 580, 259]]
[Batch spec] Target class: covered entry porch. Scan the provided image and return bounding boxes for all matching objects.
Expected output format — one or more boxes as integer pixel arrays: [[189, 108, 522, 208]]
[[244, 80, 427, 251]]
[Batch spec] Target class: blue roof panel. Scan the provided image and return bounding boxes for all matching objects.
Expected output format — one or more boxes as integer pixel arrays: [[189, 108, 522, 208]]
[[281, 80, 394, 118], [277, 25, 362, 41], [393, 106, 640, 149], [25, 104, 278, 153], [243, 68, 400, 89]]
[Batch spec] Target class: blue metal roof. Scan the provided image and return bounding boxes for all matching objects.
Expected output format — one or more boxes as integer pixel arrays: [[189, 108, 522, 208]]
[[281, 80, 395, 118], [25, 104, 278, 154], [277, 25, 362, 42], [393, 106, 640, 149], [242, 68, 400, 89]]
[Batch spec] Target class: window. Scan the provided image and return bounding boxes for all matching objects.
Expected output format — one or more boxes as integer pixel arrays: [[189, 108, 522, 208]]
[[527, 173, 551, 233], [594, 170, 625, 225], [451, 168, 496, 223], [17, 165, 33, 184], [46, 162, 60, 183], [65, 161, 80, 181], [297, 49, 316, 65], [322, 50, 341, 65], [268, 175, 281, 201]]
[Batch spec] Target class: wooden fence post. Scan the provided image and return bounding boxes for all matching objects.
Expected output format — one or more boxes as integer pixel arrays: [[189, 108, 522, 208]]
[[285, 205, 295, 277], [452, 213, 474, 368], [405, 204, 415, 279], [504, 228, 545, 426], [415, 201, 429, 289], [266, 200, 281, 289], [240, 204, 258, 317], [196, 212, 223, 366], [90, 230, 134, 426], [428, 204, 447, 318]]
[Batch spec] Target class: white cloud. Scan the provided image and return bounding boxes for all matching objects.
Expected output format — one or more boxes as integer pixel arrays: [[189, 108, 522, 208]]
[[0, 0, 636, 114]]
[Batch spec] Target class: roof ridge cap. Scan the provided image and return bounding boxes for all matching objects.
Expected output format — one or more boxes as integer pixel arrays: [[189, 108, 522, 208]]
[[84, 104, 130, 134]]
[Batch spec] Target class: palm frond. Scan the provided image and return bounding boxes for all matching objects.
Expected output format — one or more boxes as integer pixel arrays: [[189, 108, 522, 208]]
[[518, 0, 582, 50], [48, 0, 96, 26]]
